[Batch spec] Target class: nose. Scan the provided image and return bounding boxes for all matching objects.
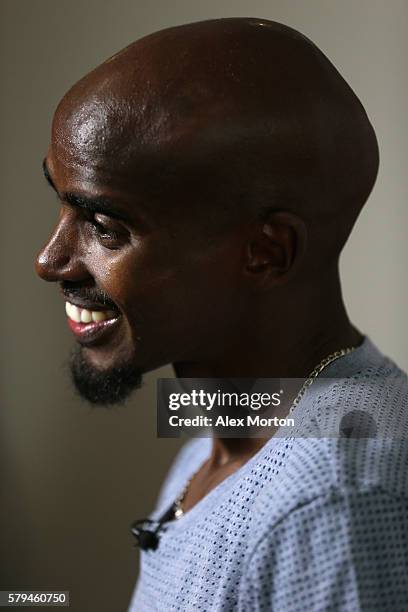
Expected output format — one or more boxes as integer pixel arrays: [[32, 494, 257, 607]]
[[35, 214, 88, 283]]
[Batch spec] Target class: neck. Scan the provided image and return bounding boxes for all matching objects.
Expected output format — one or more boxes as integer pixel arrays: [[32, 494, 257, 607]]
[[173, 267, 362, 464]]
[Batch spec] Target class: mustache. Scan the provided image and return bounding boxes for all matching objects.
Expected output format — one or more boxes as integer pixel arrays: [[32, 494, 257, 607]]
[[60, 281, 118, 310]]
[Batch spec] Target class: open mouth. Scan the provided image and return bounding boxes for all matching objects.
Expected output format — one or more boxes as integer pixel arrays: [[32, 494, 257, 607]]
[[65, 300, 121, 345]]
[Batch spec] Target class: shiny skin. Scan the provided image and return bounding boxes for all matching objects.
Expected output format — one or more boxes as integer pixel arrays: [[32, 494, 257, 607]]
[[36, 18, 377, 386], [38, 148, 255, 373]]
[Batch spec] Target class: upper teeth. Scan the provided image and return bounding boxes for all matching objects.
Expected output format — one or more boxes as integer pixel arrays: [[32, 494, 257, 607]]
[[65, 301, 117, 323]]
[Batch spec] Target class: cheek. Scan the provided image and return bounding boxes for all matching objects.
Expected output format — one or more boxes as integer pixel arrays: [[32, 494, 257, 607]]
[[89, 236, 244, 335], [88, 239, 187, 318], [89, 248, 132, 306]]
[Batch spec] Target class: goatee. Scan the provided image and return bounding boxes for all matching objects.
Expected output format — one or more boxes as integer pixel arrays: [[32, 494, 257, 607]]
[[70, 346, 143, 406]]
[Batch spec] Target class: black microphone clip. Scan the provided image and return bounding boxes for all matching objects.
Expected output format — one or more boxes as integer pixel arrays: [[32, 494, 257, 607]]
[[131, 504, 177, 551], [130, 518, 161, 551]]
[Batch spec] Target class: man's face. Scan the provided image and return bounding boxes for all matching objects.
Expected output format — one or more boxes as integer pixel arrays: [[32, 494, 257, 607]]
[[36, 109, 251, 404]]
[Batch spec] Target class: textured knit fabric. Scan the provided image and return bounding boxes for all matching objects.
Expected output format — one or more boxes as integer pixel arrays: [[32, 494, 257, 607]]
[[129, 337, 408, 611]]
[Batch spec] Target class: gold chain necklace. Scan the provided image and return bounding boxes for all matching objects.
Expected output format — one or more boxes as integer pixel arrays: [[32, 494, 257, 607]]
[[172, 346, 357, 519], [288, 346, 356, 414]]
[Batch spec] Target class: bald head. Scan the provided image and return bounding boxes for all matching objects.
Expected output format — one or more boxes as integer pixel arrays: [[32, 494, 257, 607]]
[[52, 17, 378, 258], [38, 17, 375, 395]]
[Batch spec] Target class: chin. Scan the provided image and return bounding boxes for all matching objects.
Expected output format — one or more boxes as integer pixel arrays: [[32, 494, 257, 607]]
[[70, 345, 143, 406]]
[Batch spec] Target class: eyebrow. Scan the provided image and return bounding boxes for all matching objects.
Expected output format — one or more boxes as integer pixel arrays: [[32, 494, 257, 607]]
[[42, 158, 131, 223]]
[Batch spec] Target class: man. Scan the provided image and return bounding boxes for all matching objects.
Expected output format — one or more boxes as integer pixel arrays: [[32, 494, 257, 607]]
[[36, 18, 408, 611]]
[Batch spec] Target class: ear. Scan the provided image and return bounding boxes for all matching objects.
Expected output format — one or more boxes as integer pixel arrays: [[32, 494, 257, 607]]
[[245, 211, 307, 284]]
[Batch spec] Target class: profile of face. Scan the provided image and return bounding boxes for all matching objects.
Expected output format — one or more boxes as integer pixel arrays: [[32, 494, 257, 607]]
[[36, 113, 254, 405], [35, 19, 378, 405]]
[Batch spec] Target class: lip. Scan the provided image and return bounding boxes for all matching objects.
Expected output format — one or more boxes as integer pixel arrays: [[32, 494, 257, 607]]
[[61, 289, 120, 314], [67, 315, 121, 346]]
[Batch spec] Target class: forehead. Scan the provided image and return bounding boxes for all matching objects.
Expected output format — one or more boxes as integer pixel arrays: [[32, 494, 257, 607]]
[[51, 96, 191, 204], [52, 93, 134, 179], [47, 102, 227, 234], [50, 90, 243, 225]]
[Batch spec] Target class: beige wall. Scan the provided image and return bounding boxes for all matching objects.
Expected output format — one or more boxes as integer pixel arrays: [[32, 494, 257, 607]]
[[1, 1, 407, 611]]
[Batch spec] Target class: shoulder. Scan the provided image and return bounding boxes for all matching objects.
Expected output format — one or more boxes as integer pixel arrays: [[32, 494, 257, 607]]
[[246, 339, 408, 546], [249, 434, 408, 539], [313, 341, 408, 441], [239, 482, 408, 611], [247, 436, 408, 546], [240, 373, 408, 611], [291, 337, 408, 441]]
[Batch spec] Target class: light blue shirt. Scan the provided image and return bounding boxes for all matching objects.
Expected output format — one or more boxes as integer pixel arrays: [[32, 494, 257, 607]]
[[129, 337, 408, 611]]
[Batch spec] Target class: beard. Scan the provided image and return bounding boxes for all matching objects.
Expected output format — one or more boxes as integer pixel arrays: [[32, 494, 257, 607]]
[[70, 346, 143, 406]]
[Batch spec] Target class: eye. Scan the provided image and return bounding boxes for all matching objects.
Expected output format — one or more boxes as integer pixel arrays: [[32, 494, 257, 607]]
[[91, 219, 119, 241], [89, 213, 125, 246]]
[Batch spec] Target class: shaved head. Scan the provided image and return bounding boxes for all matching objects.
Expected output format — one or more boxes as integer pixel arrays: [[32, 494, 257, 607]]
[[38, 18, 375, 404], [53, 17, 378, 258]]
